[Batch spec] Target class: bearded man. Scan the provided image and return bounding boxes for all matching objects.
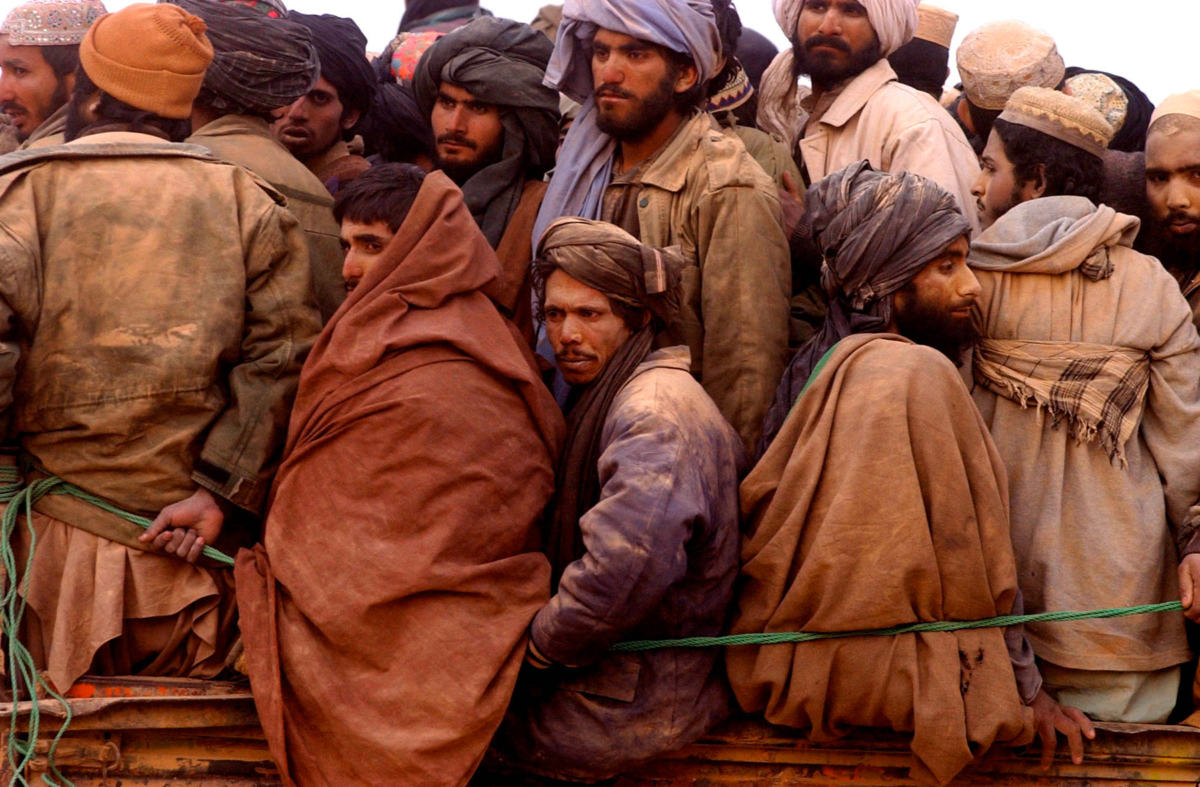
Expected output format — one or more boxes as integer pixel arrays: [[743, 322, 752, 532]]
[[0, 2, 319, 696], [413, 17, 559, 344], [1144, 91, 1200, 329], [0, 0, 106, 148], [236, 168, 563, 787], [733, 163, 1100, 785], [175, 0, 346, 324], [536, 0, 791, 454], [274, 12, 375, 188], [969, 88, 1200, 724], [493, 218, 745, 784]]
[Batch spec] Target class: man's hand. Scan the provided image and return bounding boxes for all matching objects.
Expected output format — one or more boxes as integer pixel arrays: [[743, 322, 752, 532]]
[[1028, 689, 1094, 769], [779, 171, 805, 238], [139, 487, 225, 564], [1179, 554, 1200, 622]]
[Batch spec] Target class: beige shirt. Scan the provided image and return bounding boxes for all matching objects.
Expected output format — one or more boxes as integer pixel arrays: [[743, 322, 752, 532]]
[[799, 59, 981, 232]]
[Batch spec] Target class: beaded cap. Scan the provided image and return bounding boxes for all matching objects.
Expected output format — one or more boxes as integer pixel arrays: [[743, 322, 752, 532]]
[[999, 86, 1114, 158], [1, 0, 107, 46]]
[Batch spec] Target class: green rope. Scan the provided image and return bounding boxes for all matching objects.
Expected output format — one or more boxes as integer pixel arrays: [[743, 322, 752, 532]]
[[611, 601, 1185, 652], [0, 465, 234, 786]]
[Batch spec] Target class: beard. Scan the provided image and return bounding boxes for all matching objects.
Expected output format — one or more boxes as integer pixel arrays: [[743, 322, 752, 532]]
[[594, 72, 676, 143], [892, 289, 978, 365], [435, 131, 504, 185], [794, 34, 883, 91], [1147, 211, 1200, 273], [4, 75, 70, 142]]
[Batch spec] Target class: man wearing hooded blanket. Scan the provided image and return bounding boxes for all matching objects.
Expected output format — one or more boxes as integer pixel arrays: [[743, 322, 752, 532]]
[[969, 88, 1200, 723], [493, 218, 745, 783], [413, 17, 559, 346], [176, 0, 346, 324], [235, 168, 563, 787], [730, 163, 1110, 784], [536, 0, 790, 454]]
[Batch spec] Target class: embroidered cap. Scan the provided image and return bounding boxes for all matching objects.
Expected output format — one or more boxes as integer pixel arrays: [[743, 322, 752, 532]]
[[1, 0, 107, 46], [914, 4, 957, 49], [999, 86, 1114, 158], [957, 20, 1065, 110]]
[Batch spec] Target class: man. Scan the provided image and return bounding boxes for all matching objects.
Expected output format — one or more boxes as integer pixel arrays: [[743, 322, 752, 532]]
[[413, 17, 559, 344], [1144, 91, 1200, 328], [274, 12, 375, 188], [887, 3, 956, 101], [953, 20, 1064, 153], [733, 163, 1095, 784], [0, 3, 319, 696], [536, 0, 791, 453], [493, 217, 745, 783], [397, 0, 487, 35], [0, 0, 106, 149], [969, 88, 1200, 724], [760, 0, 979, 227], [236, 166, 563, 787], [177, 0, 346, 324]]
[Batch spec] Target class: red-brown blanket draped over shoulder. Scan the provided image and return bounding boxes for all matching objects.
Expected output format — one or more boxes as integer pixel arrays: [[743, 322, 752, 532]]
[[726, 334, 1034, 785], [235, 171, 565, 787]]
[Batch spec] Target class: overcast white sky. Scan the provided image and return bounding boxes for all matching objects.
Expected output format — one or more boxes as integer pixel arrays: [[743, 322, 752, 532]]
[[2, 0, 1194, 103]]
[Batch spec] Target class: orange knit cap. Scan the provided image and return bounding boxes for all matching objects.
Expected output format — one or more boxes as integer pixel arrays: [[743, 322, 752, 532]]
[[80, 3, 213, 119]]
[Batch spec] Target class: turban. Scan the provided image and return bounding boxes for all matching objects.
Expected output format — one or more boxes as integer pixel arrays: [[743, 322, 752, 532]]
[[1064, 68, 1153, 153], [166, 0, 318, 114], [758, 161, 971, 453], [365, 81, 436, 162], [413, 16, 559, 247], [388, 30, 442, 83], [535, 217, 687, 586], [758, 0, 918, 145], [398, 0, 477, 33], [290, 12, 376, 119], [532, 0, 721, 247]]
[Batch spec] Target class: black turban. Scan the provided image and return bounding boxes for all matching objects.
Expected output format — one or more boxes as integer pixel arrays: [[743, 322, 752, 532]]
[[398, 0, 478, 33], [165, 0, 318, 114], [413, 16, 559, 247], [290, 12, 376, 122], [1064, 66, 1154, 153], [365, 81, 436, 163], [758, 161, 973, 454]]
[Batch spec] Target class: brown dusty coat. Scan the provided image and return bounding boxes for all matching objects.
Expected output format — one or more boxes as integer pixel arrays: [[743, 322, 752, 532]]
[[493, 179, 546, 347]]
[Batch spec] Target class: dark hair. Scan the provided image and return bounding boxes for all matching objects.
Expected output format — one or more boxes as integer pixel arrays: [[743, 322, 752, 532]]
[[332, 162, 426, 233], [531, 258, 649, 332], [992, 117, 1105, 202], [664, 48, 708, 113], [966, 99, 1002, 141], [887, 39, 949, 101], [40, 45, 80, 81], [64, 67, 191, 142], [192, 88, 277, 124]]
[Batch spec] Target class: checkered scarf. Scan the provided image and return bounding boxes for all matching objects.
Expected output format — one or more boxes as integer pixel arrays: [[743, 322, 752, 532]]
[[973, 339, 1151, 467]]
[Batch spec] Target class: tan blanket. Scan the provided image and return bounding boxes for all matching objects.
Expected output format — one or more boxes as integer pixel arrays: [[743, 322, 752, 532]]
[[727, 334, 1033, 785]]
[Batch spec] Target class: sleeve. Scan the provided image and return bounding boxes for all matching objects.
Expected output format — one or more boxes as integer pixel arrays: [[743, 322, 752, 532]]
[[695, 183, 792, 453], [1004, 586, 1044, 704], [0, 208, 42, 438], [192, 200, 322, 513], [530, 402, 701, 667]]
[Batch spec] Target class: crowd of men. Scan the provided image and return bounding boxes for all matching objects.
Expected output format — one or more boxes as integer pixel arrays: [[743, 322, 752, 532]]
[[0, 0, 1198, 783]]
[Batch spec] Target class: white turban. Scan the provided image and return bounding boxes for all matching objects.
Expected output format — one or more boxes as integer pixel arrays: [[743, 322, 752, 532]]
[[758, 0, 919, 145]]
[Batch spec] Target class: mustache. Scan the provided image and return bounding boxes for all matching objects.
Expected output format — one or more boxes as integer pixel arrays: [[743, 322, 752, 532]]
[[0, 101, 27, 116], [436, 132, 477, 149], [1164, 210, 1200, 225], [555, 351, 598, 363], [595, 84, 636, 100], [803, 34, 852, 54]]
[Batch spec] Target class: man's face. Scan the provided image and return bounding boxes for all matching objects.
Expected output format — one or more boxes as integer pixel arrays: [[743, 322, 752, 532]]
[[972, 130, 1043, 230], [795, 0, 882, 90], [0, 38, 70, 142], [430, 82, 505, 184], [544, 269, 635, 386], [1146, 126, 1200, 259], [891, 235, 980, 361], [590, 28, 695, 143], [339, 219, 395, 293], [274, 76, 360, 160]]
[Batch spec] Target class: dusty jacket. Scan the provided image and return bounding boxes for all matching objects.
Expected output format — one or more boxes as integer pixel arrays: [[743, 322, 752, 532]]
[[0, 133, 320, 519], [188, 115, 348, 323], [497, 346, 746, 781], [799, 59, 980, 231], [619, 111, 791, 453], [970, 196, 1200, 673]]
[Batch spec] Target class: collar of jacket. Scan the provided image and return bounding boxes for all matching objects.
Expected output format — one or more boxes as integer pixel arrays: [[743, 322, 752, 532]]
[[637, 110, 723, 195], [625, 345, 692, 388], [813, 58, 900, 130], [190, 114, 274, 142]]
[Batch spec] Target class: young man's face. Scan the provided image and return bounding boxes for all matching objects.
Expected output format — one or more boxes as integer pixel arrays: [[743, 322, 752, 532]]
[[972, 129, 1043, 230], [795, 0, 882, 90], [339, 219, 395, 293], [430, 82, 504, 184], [891, 235, 980, 360], [1146, 125, 1200, 258], [0, 38, 70, 141], [543, 269, 635, 386], [275, 76, 360, 161], [590, 28, 695, 143]]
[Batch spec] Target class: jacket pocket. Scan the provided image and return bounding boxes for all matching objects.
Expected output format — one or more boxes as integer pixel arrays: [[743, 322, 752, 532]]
[[559, 654, 642, 703]]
